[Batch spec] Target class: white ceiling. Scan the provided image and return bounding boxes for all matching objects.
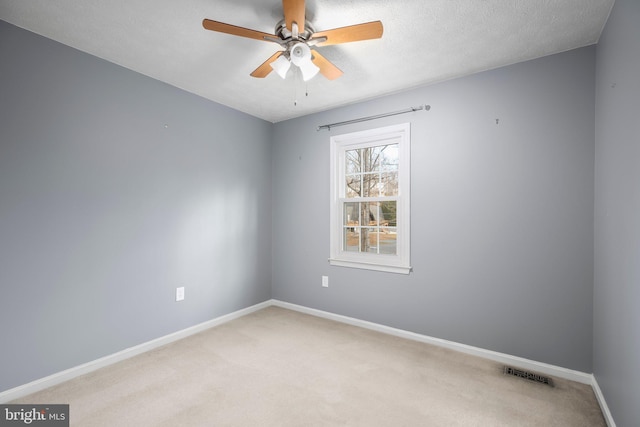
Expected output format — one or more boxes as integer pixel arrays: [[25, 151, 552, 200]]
[[0, 0, 614, 123]]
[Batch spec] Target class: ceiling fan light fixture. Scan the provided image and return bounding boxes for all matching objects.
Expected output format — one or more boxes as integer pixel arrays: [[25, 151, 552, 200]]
[[270, 54, 291, 79], [298, 57, 320, 81], [290, 42, 311, 66], [203, 0, 383, 82], [289, 42, 319, 81]]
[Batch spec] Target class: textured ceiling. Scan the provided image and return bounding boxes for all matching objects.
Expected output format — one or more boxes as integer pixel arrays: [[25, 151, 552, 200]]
[[0, 0, 614, 122]]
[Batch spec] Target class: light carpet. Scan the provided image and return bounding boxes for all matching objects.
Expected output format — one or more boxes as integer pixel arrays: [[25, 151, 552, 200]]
[[13, 306, 606, 426]]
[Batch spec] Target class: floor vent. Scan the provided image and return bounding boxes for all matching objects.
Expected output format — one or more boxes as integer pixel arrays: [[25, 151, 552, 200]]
[[503, 366, 554, 387]]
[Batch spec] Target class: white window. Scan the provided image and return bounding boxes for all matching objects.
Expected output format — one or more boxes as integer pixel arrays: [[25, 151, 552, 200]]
[[329, 123, 411, 274]]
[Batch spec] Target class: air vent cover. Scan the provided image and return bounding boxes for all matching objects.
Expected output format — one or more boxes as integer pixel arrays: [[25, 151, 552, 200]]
[[504, 366, 554, 387]]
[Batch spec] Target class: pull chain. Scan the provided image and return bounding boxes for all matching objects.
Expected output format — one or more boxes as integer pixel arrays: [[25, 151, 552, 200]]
[[292, 68, 310, 106]]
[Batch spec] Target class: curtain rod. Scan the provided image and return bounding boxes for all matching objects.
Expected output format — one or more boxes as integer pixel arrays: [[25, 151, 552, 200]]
[[317, 104, 430, 131]]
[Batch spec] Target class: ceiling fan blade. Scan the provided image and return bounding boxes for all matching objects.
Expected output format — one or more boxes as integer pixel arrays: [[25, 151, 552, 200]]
[[311, 50, 343, 80], [250, 51, 284, 78], [202, 19, 274, 42], [283, 0, 305, 34], [312, 21, 383, 46]]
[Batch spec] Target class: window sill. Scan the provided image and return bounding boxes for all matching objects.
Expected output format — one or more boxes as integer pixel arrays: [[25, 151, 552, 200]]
[[328, 258, 412, 275]]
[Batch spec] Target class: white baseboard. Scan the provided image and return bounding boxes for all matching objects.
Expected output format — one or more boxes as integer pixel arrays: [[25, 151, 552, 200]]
[[0, 297, 617, 427], [0, 300, 271, 403], [591, 375, 617, 427], [271, 300, 620, 425], [271, 299, 593, 384]]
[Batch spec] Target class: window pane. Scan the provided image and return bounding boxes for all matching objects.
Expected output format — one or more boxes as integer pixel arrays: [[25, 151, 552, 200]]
[[361, 147, 377, 173], [364, 228, 378, 253], [379, 228, 397, 254], [345, 149, 361, 173], [361, 172, 379, 197], [359, 202, 377, 226], [344, 228, 360, 252], [344, 202, 359, 226], [370, 146, 385, 170], [380, 172, 398, 196], [345, 174, 361, 198], [380, 144, 399, 171], [374, 202, 385, 226], [379, 201, 397, 226]]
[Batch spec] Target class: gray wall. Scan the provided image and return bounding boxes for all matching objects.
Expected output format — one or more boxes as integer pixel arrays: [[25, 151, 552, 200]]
[[0, 20, 272, 392], [594, 0, 640, 425], [273, 47, 595, 372]]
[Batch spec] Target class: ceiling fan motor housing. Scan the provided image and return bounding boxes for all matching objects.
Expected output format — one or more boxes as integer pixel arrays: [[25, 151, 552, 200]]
[[275, 19, 315, 43]]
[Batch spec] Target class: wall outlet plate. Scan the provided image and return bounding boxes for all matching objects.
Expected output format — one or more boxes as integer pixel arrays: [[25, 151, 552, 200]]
[[176, 287, 185, 301], [322, 276, 329, 287]]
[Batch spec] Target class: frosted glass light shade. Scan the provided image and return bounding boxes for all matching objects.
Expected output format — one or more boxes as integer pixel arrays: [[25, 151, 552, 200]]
[[298, 59, 320, 81], [270, 54, 291, 79]]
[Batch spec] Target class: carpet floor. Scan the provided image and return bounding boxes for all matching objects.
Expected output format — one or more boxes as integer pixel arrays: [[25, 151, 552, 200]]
[[13, 306, 606, 426]]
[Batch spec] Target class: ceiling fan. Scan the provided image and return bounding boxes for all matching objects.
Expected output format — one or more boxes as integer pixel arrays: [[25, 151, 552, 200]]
[[202, 0, 383, 81]]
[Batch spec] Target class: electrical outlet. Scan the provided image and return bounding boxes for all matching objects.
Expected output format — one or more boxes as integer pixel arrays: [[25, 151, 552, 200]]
[[322, 276, 329, 288], [176, 287, 185, 301]]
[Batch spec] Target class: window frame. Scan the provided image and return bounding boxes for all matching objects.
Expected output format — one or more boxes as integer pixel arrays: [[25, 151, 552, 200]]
[[329, 123, 411, 274]]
